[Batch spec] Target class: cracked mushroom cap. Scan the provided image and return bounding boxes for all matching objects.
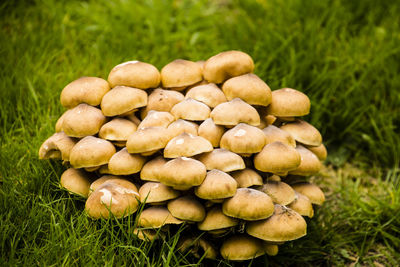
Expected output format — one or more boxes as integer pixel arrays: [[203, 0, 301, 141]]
[[126, 127, 171, 154], [161, 59, 203, 89], [280, 120, 322, 147], [39, 132, 77, 161], [196, 148, 245, 172], [60, 168, 92, 198], [288, 192, 314, 218], [167, 195, 206, 222], [171, 98, 210, 121], [220, 235, 266, 261], [140, 156, 167, 182], [60, 76, 110, 108], [210, 98, 260, 126], [185, 83, 227, 108], [306, 143, 328, 161], [164, 133, 213, 158], [178, 236, 218, 260], [138, 110, 175, 130], [290, 182, 325, 205], [85, 179, 139, 219], [220, 123, 266, 154], [198, 206, 238, 231], [289, 145, 322, 176], [139, 182, 180, 204], [257, 180, 295, 205], [99, 118, 137, 142], [70, 136, 116, 169], [61, 104, 106, 138], [140, 88, 184, 119], [107, 61, 160, 89], [246, 204, 307, 242], [107, 148, 146, 175], [203, 50, 254, 84], [262, 125, 296, 147], [222, 74, 272, 106], [101, 86, 147, 116], [198, 118, 225, 147], [266, 88, 310, 117], [231, 168, 263, 188], [167, 119, 198, 138], [195, 169, 237, 200], [222, 188, 274, 221], [89, 175, 123, 193], [138, 206, 183, 228]]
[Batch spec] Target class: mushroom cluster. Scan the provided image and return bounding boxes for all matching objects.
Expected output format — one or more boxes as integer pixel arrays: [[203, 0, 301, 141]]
[[39, 51, 327, 261]]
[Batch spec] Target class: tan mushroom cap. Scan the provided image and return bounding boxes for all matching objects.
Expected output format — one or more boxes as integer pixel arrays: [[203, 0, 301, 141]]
[[140, 88, 184, 119], [196, 148, 245, 172], [107, 148, 146, 175], [289, 145, 322, 176], [222, 74, 272, 106], [262, 125, 296, 147], [139, 182, 180, 203], [61, 104, 106, 138], [195, 169, 237, 200], [138, 110, 175, 130], [178, 236, 218, 260], [280, 120, 322, 147], [167, 196, 205, 222], [85, 179, 139, 219], [70, 136, 116, 168], [263, 243, 279, 256], [170, 98, 210, 121], [89, 175, 122, 193], [291, 182, 325, 205], [101, 86, 147, 116], [133, 228, 164, 241], [222, 188, 274, 221], [220, 235, 266, 261], [211, 98, 260, 126], [167, 119, 198, 138], [140, 156, 167, 182], [254, 141, 301, 174], [266, 88, 310, 117], [220, 123, 266, 154], [288, 192, 314, 218], [55, 110, 72, 132], [124, 113, 141, 125], [185, 83, 227, 108], [198, 118, 225, 147], [158, 157, 207, 190], [231, 168, 263, 188], [99, 118, 137, 141], [257, 181, 296, 205], [39, 132, 77, 161], [306, 143, 328, 161], [60, 76, 110, 108], [107, 61, 160, 89], [203, 50, 254, 84], [126, 127, 171, 154], [60, 168, 92, 198], [161, 59, 203, 88], [198, 206, 238, 231], [164, 133, 213, 158], [247, 204, 307, 242], [138, 206, 183, 228]]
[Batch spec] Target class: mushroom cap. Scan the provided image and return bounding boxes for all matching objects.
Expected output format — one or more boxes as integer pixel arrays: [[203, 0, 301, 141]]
[[140, 156, 167, 182], [280, 120, 322, 147], [139, 182, 180, 203], [70, 136, 116, 168], [222, 74, 272, 106], [263, 243, 279, 256], [107, 148, 146, 175], [138, 206, 183, 228], [61, 104, 106, 138], [85, 179, 139, 219], [158, 157, 207, 189], [99, 118, 137, 141], [290, 182, 325, 205], [262, 125, 296, 147], [164, 133, 213, 158], [138, 110, 175, 130], [220, 235, 266, 261], [167, 119, 198, 138], [89, 175, 122, 193], [210, 98, 260, 126], [257, 181, 296, 205], [141, 88, 184, 118], [289, 145, 322, 176], [55, 110, 71, 132], [124, 113, 142, 125], [196, 148, 245, 172], [60, 168, 92, 198], [167, 195, 206, 222], [306, 143, 328, 161], [231, 168, 263, 188], [178, 236, 218, 260], [107, 61, 160, 89], [203, 51, 254, 84], [39, 132, 77, 161], [254, 141, 301, 174], [266, 88, 310, 117], [170, 98, 211, 121], [222, 188, 274, 221], [288, 192, 314, 218], [185, 83, 227, 108], [126, 127, 171, 154], [60, 76, 110, 108], [220, 123, 266, 154], [197, 118, 225, 147], [194, 169, 237, 200], [161, 59, 203, 88], [197, 206, 238, 231], [101, 86, 147, 116], [246, 204, 307, 242], [133, 228, 163, 241]]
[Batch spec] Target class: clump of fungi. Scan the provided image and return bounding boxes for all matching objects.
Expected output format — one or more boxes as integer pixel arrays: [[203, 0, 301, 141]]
[[39, 51, 327, 261]]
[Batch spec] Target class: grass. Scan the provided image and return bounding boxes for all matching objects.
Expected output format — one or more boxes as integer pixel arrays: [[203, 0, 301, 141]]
[[0, 0, 399, 265]]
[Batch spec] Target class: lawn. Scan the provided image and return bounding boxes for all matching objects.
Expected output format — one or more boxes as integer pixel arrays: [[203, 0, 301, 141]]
[[1, 0, 399, 265]]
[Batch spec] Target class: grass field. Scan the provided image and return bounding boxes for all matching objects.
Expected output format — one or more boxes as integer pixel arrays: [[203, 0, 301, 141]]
[[1, 0, 399, 265]]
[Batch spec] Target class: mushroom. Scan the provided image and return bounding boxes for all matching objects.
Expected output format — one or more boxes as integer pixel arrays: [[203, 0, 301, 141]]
[[196, 148, 245, 172], [39, 132, 77, 161], [140, 88, 184, 119], [137, 110, 175, 130], [197, 206, 238, 233], [163, 132, 213, 158], [288, 192, 314, 218], [210, 98, 260, 126], [220, 123, 266, 155], [306, 143, 328, 161], [167, 195, 206, 222], [185, 83, 227, 108], [133, 228, 164, 241], [289, 145, 322, 176], [280, 120, 322, 147], [220, 234, 266, 261], [167, 119, 199, 138], [256, 180, 296, 205], [263, 243, 279, 256], [55, 110, 72, 132], [137, 206, 183, 228], [177, 236, 218, 259], [98, 118, 137, 146], [262, 125, 296, 147], [290, 182, 325, 205], [107, 148, 146, 175], [161, 59, 203, 90], [197, 118, 225, 147], [194, 169, 237, 200], [231, 168, 263, 188], [101, 86, 147, 116], [170, 98, 210, 121], [89, 175, 123, 194], [139, 182, 180, 204], [140, 156, 167, 182], [60, 168, 92, 198], [126, 127, 171, 155], [266, 88, 310, 117]]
